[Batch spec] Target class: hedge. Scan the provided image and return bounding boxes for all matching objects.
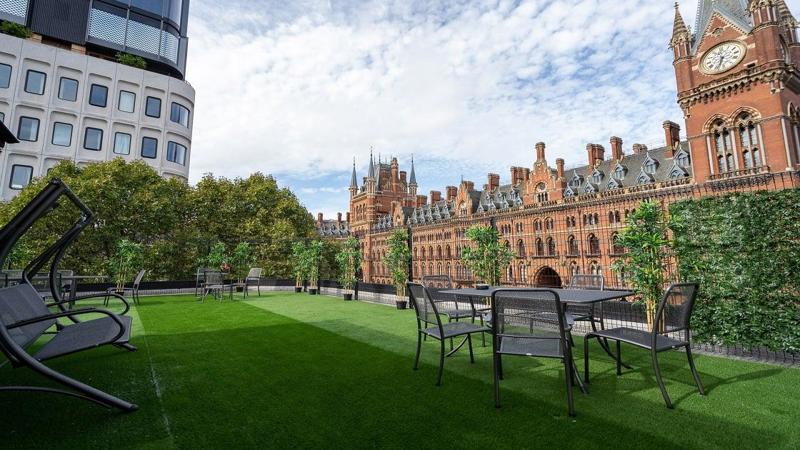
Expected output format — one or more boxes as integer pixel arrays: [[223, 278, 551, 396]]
[[670, 189, 800, 353]]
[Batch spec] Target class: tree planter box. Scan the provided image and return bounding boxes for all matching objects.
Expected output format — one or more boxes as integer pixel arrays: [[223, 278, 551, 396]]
[[294, 287, 302, 293], [395, 300, 408, 310], [308, 288, 318, 295], [343, 293, 353, 301]]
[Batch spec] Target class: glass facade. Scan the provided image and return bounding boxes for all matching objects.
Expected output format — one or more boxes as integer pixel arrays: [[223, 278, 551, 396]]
[[167, 141, 186, 165], [58, 77, 78, 101], [9, 165, 33, 190], [52, 122, 73, 146], [141, 136, 158, 158]]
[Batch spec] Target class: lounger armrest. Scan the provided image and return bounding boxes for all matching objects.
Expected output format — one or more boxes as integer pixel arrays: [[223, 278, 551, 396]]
[[48, 292, 131, 316], [6, 308, 127, 344]]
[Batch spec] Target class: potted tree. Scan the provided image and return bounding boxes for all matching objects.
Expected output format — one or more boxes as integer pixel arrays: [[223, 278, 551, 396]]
[[612, 200, 670, 331], [205, 241, 228, 273], [461, 225, 514, 286], [335, 237, 361, 301], [291, 242, 307, 293], [383, 229, 411, 309], [108, 239, 143, 294], [231, 242, 253, 291], [306, 241, 323, 295]]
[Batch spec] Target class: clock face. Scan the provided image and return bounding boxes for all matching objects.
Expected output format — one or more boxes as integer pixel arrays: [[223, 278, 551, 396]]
[[701, 41, 746, 75]]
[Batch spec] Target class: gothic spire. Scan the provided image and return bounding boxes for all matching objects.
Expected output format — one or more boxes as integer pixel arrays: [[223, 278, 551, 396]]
[[350, 158, 357, 188], [671, 3, 691, 48], [367, 148, 375, 179], [375, 154, 383, 191], [409, 155, 417, 186], [776, 0, 798, 27]]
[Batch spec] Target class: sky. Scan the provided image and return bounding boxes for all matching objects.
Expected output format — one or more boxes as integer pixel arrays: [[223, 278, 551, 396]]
[[184, 0, 800, 218]]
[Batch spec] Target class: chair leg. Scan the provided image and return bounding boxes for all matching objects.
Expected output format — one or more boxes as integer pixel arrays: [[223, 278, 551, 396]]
[[448, 317, 454, 351], [583, 335, 590, 383], [616, 341, 622, 376], [467, 334, 474, 363], [498, 353, 504, 380], [564, 356, 576, 417], [413, 331, 422, 370], [652, 350, 673, 409], [436, 339, 445, 386], [686, 346, 705, 395], [493, 351, 502, 408]]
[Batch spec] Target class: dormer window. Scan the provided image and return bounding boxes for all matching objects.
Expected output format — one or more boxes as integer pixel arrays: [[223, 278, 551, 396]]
[[591, 169, 603, 184], [637, 172, 653, 185], [643, 155, 658, 174], [569, 174, 582, 188], [613, 164, 626, 180], [675, 150, 690, 168], [607, 178, 622, 190]]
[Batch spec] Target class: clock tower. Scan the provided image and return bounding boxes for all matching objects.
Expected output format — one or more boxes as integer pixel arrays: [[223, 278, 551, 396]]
[[671, 0, 800, 182]]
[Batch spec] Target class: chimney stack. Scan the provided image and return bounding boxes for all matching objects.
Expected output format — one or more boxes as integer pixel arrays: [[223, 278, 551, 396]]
[[663, 121, 681, 156], [487, 173, 500, 192], [632, 143, 648, 155], [416, 195, 427, 208], [317, 213, 323, 223], [337, 212, 342, 223], [399, 171, 407, 183], [586, 144, 605, 167], [462, 180, 475, 191], [535, 142, 546, 161], [610, 136, 624, 161], [446, 186, 458, 202], [429, 190, 442, 203], [510, 167, 525, 185], [346, 212, 351, 223], [523, 168, 530, 180], [556, 158, 565, 179]]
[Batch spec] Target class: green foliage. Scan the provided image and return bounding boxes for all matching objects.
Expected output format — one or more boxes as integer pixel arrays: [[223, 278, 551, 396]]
[[670, 189, 800, 353], [335, 237, 361, 291], [116, 52, 147, 69], [231, 242, 253, 281], [304, 241, 324, 286], [383, 229, 411, 297], [612, 201, 670, 317], [0, 22, 32, 39], [292, 242, 309, 285], [0, 159, 316, 281], [204, 241, 228, 271], [461, 225, 514, 285], [109, 239, 143, 290]]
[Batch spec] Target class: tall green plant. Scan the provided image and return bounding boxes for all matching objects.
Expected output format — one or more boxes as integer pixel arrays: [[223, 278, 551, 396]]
[[231, 242, 253, 281], [383, 229, 411, 297], [204, 242, 228, 271], [291, 242, 308, 287], [305, 241, 324, 288], [612, 201, 670, 328], [335, 237, 361, 292], [109, 239, 143, 291], [461, 225, 514, 286]]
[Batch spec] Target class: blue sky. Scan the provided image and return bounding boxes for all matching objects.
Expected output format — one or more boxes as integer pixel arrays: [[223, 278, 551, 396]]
[[184, 0, 800, 218]]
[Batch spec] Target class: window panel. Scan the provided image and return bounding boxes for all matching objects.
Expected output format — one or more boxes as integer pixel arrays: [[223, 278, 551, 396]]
[[24, 70, 46, 95], [89, 84, 108, 107], [51, 122, 73, 147], [0, 63, 11, 89], [17, 116, 40, 142], [141, 136, 158, 158], [84, 127, 103, 151], [145, 96, 161, 118], [170, 102, 190, 127], [118, 90, 136, 113], [114, 132, 132, 155], [0, 112, 4, 123], [9, 165, 33, 190], [58, 77, 78, 102], [167, 141, 186, 165]]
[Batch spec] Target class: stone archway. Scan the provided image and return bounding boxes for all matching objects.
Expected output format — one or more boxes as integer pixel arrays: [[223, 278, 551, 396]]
[[534, 266, 562, 288]]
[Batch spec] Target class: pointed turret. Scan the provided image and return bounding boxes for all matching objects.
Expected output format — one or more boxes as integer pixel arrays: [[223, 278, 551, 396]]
[[670, 3, 691, 48], [367, 150, 375, 179], [408, 156, 418, 196], [349, 159, 358, 197], [375, 154, 383, 192]]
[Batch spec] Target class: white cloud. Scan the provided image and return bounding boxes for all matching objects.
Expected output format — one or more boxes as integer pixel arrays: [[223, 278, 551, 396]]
[[185, 0, 800, 216]]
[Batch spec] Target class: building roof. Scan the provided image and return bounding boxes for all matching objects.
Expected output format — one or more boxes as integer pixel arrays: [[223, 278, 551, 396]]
[[692, 0, 752, 53], [317, 219, 350, 237]]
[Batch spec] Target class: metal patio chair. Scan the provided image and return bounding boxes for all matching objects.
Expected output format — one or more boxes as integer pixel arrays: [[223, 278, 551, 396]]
[[422, 275, 488, 347], [195, 267, 216, 297], [492, 289, 580, 416], [232, 267, 263, 298], [200, 271, 227, 302], [0, 179, 137, 411], [583, 283, 705, 408], [565, 274, 628, 367], [407, 282, 487, 386], [105, 269, 146, 306]]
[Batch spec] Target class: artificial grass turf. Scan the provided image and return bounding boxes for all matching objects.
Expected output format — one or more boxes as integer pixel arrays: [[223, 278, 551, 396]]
[[0, 293, 798, 449]]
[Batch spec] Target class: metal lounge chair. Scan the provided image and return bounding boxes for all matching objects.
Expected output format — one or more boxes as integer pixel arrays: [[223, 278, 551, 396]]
[[0, 179, 138, 411], [194, 267, 215, 297], [407, 282, 486, 386], [492, 289, 579, 416], [583, 283, 705, 408], [106, 269, 146, 306], [232, 267, 263, 298], [200, 271, 226, 302]]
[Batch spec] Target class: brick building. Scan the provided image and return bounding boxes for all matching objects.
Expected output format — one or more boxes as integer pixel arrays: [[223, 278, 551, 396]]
[[318, 0, 800, 288]]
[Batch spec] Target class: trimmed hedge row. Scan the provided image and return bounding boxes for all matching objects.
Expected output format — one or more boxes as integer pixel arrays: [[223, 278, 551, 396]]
[[670, 189, 800, 353]]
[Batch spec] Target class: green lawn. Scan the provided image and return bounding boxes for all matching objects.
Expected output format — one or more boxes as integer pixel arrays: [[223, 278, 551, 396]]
[[1, 293, 798, 449]]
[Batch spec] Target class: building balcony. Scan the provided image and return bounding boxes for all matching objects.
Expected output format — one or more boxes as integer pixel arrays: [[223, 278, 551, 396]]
[[708, 165, 770, 181]]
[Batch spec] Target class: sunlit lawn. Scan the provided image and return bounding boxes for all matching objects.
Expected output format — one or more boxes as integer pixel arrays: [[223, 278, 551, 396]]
[[1, 293, 798, 449]]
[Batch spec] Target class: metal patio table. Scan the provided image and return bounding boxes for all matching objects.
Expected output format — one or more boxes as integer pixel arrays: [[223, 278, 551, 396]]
[[440, 287, 635, 378]]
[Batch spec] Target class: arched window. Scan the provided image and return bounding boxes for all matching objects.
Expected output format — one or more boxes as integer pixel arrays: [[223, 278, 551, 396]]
[[608, 211, 615, 223], [568, 235, 579, 256], [712, 119, 735, 172], [506, 265, 514, 282], [588, 234, 600, 255], [519, 263, 527, 283], [436, 246, 442, 259], [545, 218, 554, 231], [534, 219, 542, 232], [445, 245, 451, 259], [589, 261, 601, 276], [614, 164, 626, 179], [676, 151, 690, 168], [421, 247, 426, 259], [536, 238, 544, 256], [536, 182, 548, 203], [737, 114, 761, 169], [570, 261, 579, 277], [517, 239, 526, 258], [612, 232, 624, 254], [547, 237, 556, 256]]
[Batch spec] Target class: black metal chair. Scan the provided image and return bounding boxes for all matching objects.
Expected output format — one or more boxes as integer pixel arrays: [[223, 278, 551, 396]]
[[407, 282, 487, 386], [194, 267, 215, 297], [105, 269, 146, 306], [0, 179, 137, 411], [422, 275, 488, 347], [566, 274, 604, 328], [232, 267, 263, 298], [200, 271, 227, 302], [492, 289, 579, 416], [583, 283, 705, 408]]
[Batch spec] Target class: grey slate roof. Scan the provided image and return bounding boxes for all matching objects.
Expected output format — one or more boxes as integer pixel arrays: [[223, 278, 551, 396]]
[[563, 143, 692, 197], [318, 220, 350, 237], [406, 199, 455, 226], [692, 0, 752, 53], [476, 184, 523, 213]]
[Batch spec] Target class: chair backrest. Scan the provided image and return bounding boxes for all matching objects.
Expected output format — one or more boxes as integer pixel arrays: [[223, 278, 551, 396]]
[[407, 282, 443, 329], [654, 283, 699, 339], [492, 289, 568, 343], [247, 268, 263, 279], [568, 275, 604, 290], [421, 275, 453, 289], [0, 284, 55, 349], [132, 269, 146, 288], [204, 271, 223, 285]]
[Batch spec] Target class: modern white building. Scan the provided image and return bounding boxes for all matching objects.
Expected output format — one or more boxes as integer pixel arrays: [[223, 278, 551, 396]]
[[0, 0, 194, 200]]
